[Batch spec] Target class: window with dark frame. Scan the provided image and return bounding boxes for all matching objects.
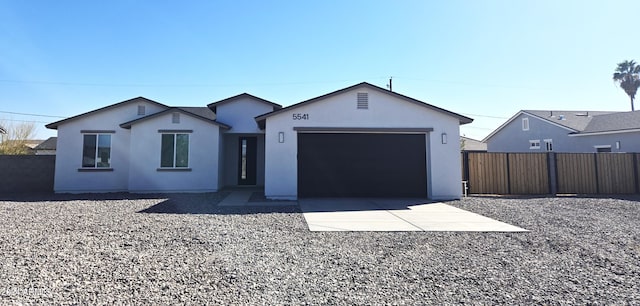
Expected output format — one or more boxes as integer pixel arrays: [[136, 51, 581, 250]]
[[160, 133, 189, 168], [529, 139, 540, 149], [82, 134, 111, 168]]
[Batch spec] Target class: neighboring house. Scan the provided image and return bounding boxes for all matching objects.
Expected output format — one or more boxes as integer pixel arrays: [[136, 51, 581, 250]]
[[0, 139, 44, 154], [46, 82, 473, 200], [33, 137, 57, 155], [460, 136, 487, 151], [484, 110, 640, 153]]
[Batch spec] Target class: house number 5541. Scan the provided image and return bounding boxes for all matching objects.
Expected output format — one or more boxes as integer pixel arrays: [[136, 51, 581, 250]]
[[292, 113, 309, 120]]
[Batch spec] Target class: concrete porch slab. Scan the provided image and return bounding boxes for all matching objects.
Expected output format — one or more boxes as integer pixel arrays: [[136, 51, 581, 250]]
[[219, 190, 296, 207], [299, 198, 528, 232]]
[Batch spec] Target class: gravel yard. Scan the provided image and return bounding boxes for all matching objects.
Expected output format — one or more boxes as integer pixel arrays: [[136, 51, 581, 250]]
[[1, 193, 639, 304]]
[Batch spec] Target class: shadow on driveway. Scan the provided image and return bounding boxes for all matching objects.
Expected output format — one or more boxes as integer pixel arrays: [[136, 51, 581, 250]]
[[138, 197, 299, 215], [298, 198, 439, 213]]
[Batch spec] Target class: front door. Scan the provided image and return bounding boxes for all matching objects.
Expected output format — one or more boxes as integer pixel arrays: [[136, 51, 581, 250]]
[[238, 137, 257, 185]]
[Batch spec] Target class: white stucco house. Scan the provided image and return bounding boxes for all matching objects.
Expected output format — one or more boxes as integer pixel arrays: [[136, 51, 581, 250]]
[[46, 82, 473, 200]]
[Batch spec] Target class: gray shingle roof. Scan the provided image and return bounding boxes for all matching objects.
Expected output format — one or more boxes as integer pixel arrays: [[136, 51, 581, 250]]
[[177, 107, 216, 120], [34, 137, 57, 150], [524, 110, 617, 131], [581, 111, 640, 133]]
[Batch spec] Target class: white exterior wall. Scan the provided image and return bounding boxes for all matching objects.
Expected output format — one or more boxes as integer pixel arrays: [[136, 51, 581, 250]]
[[53, 101, 166, 193], [216, 98, 274, 133], [263, 87, 463, 200], [128, 113, 221, 192]]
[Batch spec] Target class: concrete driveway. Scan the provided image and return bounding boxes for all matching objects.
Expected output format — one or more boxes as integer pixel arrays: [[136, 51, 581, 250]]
[[299, 198, 527, 232]]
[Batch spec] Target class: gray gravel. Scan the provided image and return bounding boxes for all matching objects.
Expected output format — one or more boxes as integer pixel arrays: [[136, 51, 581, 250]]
[[1, 193, 639, 304]]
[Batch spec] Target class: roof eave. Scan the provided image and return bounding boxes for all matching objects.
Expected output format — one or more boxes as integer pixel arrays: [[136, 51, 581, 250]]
[[119, 108, 232, 130]]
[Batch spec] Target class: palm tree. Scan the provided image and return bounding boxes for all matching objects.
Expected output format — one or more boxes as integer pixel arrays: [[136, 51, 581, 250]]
[[613, 60, 640, 111]]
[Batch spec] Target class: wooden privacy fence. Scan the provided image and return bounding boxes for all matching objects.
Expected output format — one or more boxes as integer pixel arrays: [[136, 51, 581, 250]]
[[462, 152, 640, 195]]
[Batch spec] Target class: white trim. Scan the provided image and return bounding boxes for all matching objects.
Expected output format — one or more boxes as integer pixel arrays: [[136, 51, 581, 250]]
[[543, 139, 553, 151], [568, 128, 640, 137], [522, 118, 529, 131], [482, 111, 577, 142], [594, 145, 612, 153]]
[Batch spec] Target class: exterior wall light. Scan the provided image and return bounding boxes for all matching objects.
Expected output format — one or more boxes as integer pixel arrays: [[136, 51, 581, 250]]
[[278, 132, 285, 143], [441, 133, 447, 144]]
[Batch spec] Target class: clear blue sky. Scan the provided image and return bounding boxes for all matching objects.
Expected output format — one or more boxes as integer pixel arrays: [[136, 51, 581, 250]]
[[2, 0, 639, 140]]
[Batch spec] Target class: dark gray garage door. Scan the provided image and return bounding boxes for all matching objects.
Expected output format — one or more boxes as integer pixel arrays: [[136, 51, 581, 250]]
[[297, 133, 427, 197]]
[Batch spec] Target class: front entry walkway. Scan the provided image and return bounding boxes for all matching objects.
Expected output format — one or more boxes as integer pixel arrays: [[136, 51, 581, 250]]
[[218, 189, 295, 207], [299, 198, 528, 232]]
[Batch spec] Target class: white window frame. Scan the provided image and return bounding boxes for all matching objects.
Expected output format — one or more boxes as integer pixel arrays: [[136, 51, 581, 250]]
[[522, 118, 529, 131], [160, 133, 190, 168], [544, 139, 553, 151], [529, 139, 540, 150], [81, 133, 112, 168]]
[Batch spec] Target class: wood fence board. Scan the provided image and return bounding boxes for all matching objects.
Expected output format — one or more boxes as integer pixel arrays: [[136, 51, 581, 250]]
[[597, 154, 635, 194], [637, 154, 640, 193], [468, 153, 508, 194], [465, 152, 639, 195], [508, 153, 549, 194], [556, 153, 597, 194]]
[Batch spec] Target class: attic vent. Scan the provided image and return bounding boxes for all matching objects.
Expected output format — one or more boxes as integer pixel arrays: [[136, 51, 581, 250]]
[[137, 105, 146, 116], [172, 113, 180, 124], [357, 92, 368, 109]]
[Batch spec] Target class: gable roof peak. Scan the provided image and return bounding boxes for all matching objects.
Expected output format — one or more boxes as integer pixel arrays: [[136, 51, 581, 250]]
[[254, 81, 473, 129], [46, 96, 170, 130], [207, 93, 282, 113]]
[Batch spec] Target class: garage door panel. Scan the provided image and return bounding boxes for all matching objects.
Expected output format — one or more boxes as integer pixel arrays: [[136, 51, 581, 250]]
[[298, 133, 427, 197]]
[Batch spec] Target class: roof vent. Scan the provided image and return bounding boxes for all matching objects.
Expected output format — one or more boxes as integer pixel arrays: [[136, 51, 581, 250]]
[[137, 105, 146, 116], [357, 92, 368, 109], [172, 113, 180, 124], [558, 115, 565, 120]]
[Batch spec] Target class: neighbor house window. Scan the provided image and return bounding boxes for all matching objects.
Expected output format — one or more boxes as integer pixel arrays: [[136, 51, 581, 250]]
[[522, 118, 529, 131], [161, 134, 189, 168], [544, 139, 553, 151], [595, 146, 611, 153], [82, 134, 111, 168], [529, 139, 540, 150]]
